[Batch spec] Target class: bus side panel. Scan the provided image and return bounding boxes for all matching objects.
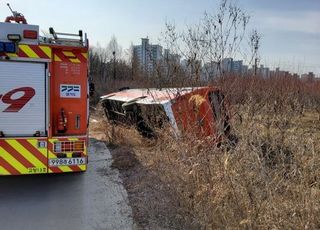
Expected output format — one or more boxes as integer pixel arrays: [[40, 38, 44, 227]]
[[171, 89, 217, 138], [0, 138, 48, 176]]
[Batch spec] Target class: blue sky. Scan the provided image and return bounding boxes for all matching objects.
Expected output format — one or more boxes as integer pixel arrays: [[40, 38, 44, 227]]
[[0, 0, 319, 75]]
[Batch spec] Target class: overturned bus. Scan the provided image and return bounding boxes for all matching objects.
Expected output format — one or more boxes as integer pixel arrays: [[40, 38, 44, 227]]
[[100, 87, 231, 140]]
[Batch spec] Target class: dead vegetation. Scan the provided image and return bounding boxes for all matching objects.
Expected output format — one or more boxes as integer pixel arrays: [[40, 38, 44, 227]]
[[88, 0, 320, 227], [92, 75, 320, 229]]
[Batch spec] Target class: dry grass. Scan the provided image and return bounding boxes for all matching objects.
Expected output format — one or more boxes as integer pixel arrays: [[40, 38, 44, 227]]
[[94, 76, 320, 229]]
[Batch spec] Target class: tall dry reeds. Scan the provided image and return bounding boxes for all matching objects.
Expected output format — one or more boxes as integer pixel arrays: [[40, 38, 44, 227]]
[[103, 75, 320, 229]]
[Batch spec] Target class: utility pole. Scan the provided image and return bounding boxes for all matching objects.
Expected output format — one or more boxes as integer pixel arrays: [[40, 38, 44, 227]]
[[254, 57, 258, 76], [112, 51, 116, 80]]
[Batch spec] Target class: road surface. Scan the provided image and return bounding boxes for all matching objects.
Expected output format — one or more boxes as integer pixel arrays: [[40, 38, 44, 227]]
[[0, 139, 133, 230]]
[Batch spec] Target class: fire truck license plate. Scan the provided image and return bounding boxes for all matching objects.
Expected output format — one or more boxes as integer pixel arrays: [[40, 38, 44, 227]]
[[49, 158, 86, 166]]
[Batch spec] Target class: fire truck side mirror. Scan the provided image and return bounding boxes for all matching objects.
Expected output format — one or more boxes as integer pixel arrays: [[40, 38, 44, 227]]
[[89, 82, 95, 96]]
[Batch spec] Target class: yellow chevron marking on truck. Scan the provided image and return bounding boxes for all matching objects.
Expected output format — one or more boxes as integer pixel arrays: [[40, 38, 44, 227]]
[[81, 53, 88, 59], [7, 53, 18, 57], [27, 139, 47, 158], [20, 45, 39, 58], [63, 51, 75, 57], [0, 147, 26, 174], [54, 54, 62, 62], [78, 165, 86, 171], [68, 138, 79, 141], [0, 166, 10, 175], [58, 166, 74, 172], [39, 46, 52, 58], [6, 140, 46, 168], [69, 58, 81, 63], [49, 139, 59, 143], [48, 151, 57, 159]]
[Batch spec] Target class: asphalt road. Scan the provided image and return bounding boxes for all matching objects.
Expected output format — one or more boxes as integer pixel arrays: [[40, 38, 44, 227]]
[[0, 139, 133, 230]]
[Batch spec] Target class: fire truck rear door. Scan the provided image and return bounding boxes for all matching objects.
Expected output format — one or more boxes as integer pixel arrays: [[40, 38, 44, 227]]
[[0, 61, 47, 137]]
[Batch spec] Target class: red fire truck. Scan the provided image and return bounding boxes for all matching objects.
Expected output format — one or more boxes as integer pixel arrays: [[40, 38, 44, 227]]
[[0, 6, 89, 175]]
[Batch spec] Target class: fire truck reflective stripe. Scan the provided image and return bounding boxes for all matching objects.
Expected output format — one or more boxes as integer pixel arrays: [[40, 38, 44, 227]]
[[6, 45, 88, 63], [6, 140, 47, 168], [0, 147, 26, 174], [49, 167, 63, 173], [17, 48, 29, 58], [54, 50, 86, 63], [69, 58, 81, 63], [54, 51, 69, 62], [73, 52, 87, 63], [62, 51, 76, 57], [81, 53, 88, 59], [57, 166, 73, 172], [62, 51, 83, 63], [39, 46, 52, 58], [68, 138, 79, 141], [54, 54, 62, 62], [27, 139, 48, 158], [19, 45, 39, 58], [31, 46, 51, 59], [69, 165, 82, 171], [2, 141, 34, 169], [79, 165, 86, 171], [0, 157, 20, 175], [18, 139, 47, 166], [0, 166, 10, 175], [3, 45, 52, 59], [7, 53, 18, 57]]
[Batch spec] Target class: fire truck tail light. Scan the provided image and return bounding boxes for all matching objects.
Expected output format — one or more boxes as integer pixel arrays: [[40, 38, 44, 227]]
[[23, 30, 38, 39], [53, 141, 85, 153], [74, 141, 84, 150], [54, 142, 62, 153]]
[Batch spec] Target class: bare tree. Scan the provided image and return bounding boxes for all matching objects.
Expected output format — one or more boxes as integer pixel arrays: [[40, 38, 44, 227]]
[[106, 35, 123, 61], [249, 29, 261, 75], [163, 0, 251, 80]]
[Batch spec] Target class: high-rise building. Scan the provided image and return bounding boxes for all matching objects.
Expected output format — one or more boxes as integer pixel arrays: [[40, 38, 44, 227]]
[[232, 60, 243, 74], [133, 38, 163, 74], [222, 58, 233, 73]]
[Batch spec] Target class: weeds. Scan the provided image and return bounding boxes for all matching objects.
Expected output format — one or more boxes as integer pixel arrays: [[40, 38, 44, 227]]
[[99, 75, 320, 229]]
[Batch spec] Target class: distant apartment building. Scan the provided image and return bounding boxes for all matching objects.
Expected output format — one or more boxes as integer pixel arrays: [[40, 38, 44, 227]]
[[202, 58, 246, 79], [259, 65, 270, 78], [222, 58, 233, 73], [242, 65, 248, 75], [233, 60, 243, 74], [202, 61, 219, 80], [133, 38, 163, 74], [164, 49, 181, 64], [301, 72, 315, 81]]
